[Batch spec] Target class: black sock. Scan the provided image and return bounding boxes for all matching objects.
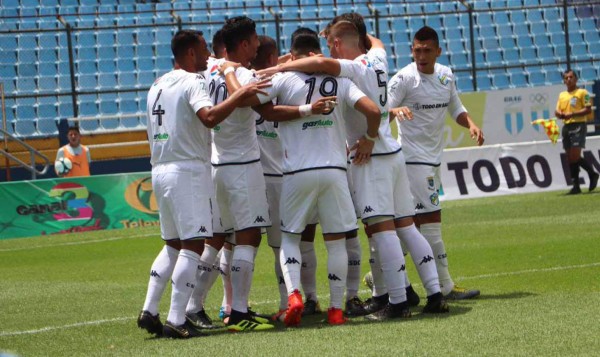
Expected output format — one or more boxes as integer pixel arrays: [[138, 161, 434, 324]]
[[578, 159, 597, 176], [570, 163, 581, 188]]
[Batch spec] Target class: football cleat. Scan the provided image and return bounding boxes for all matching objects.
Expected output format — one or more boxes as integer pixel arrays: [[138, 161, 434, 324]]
[[363, 293, 388, 315], [137, 310, 163, 337], [163, 320, 207, 339], [283, 290, 304, 327], [590, 172, 599, 192], [272, 309, 287, 322], [422, 292, 450, 313], [186, 309, 218, 329], [302, 299, 322, 316], [406, 285, 421, 307], [363, 271, 374, 291], [568, 186, 582, 195], [444, 285, 480, 300], [247, 307, 270, 324], [365, 302, 411, 321], [345, 296, 368, 317], [227, 310, 274, 332], [327, 307, 347, 325]]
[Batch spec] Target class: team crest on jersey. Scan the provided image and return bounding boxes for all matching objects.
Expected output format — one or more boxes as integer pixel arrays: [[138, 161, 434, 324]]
[[430, 192, 439, 206], [210, 64, 219, 77], [427, 176, 435, 191], [438, 74, 449, 86], [361, 58, 372, 67]]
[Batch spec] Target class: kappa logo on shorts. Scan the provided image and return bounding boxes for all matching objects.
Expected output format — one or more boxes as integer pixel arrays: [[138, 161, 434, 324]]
[[397, 264, 406, 272], [415, 203, 425, 210], [284, 257, 300, 265], [254, 216, 266, 223], [363, 206, 374, 214], [197, 226, 207, 233], [419, 255, 434, 265], [150, 270, 161, 278], [328, 273, 342, 281]]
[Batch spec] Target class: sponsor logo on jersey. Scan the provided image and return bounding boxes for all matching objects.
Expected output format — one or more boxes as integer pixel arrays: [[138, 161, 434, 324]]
[[430, 192, 439, 206], [210, 64, 219, 77], [412, 102, 449, 111], [153, 133, 169, 141], [438, 74, 449, 85], [360, 58, 372, 67], [302, 119, 334, 130], [256, 129, 278, 139], [427, 176, 435, 191]]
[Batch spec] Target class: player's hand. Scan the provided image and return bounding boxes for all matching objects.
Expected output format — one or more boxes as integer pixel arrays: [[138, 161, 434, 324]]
[[563, 113, 573, 120], [311, 96, 337, 114], [218, 61, 241, 74], [349, 136, 375, 165], [255, 65, 281, 79], [470, 125, 485, 146], [239, 78, 271, 97], [391, 106, 413, 121]]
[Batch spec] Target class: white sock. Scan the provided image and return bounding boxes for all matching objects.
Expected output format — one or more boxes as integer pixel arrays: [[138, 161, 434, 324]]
[[300, 241, 318, 302], [420, 223, 454, 295], [220, 246, 233, 314], [272, 247, 288, 311], [345, 235, 361, 300], [167, 249, 201, 325], [397, 225, 441, 296], [231, 245, 256, 313], [368, 237, 387, 297], [142, 245, 179, 315], [203, 249, 222, 305], [324, 239, 347, 309], [372, 231, 406, 304], [399, 239, 412, 287], [186, 245, 219, 314], [280, 232, 302, 295]]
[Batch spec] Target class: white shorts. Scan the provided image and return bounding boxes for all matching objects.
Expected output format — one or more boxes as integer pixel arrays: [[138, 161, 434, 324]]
[[213, 161, 271, 232], [406, 163, 442, 215], [350, 152, 415, 221], [265, 175, 283, 248], [281, 169, 357, 234], [152, 162, 213, 241]]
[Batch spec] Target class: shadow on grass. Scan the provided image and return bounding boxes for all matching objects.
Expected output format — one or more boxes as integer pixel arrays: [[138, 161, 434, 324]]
[[451, 291, 536, 302]]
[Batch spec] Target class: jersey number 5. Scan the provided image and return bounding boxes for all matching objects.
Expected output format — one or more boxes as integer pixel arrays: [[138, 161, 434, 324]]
[[375, 70, 387, 106]]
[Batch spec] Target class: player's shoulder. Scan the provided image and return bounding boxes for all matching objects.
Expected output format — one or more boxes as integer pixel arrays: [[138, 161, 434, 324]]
[[434, 63, 455, 79], [390, 64, 417, 85]]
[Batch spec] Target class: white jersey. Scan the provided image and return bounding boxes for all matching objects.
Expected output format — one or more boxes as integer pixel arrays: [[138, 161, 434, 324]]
[[388, 62, 467, 165], [338, 48, 400, 156], [146, 69, 213, 166], [208, 64, 261, 165], [256, 115, 283, 176], [257, 71, 366, 174]]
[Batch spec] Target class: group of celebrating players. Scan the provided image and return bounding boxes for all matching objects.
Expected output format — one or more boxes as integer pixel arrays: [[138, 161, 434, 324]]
[[137, 11, 485, 339]]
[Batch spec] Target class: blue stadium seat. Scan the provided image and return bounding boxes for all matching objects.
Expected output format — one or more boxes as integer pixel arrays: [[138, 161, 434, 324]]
[[77, 74, 97, 90], [98, 73, 117, 89], [16, 104, 36, 121], [118, 72, 136, 88], [528, 70, 546, 86], [492, 71, 511, 89], [37, 118, 58, 136], [38, 77, 57, 91], [456, 76, 473, 92], [15, 120, 37, 137], [510, 72, 527, 87], [16, 77, 36, 92]]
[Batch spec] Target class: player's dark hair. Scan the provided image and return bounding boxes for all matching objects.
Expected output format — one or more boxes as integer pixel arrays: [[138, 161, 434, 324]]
[[67, 125, 80, 133], [414, 26, 439, 47], [211, 29, 225, 58], [331, 12, 370, 50], [252, 36, 278, 70], [291, 27, 318, 47], [222, 16, 257, 53], [563, 69, 578, 79], [171, 30, 203, 60], [291, 33, 322, 56]]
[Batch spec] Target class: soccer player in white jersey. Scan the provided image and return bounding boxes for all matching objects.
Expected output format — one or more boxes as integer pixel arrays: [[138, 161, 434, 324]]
[[240, 31, 381, 326], [388, 26, 484, 300], [258, 17, 450, 318], [137, 30, 268, 339]]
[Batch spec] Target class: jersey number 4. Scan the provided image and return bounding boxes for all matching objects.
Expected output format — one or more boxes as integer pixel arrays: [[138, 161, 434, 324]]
[[152, 89, 165, 126]]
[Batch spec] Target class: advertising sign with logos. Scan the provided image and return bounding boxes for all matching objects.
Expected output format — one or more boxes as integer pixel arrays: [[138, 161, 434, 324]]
[[0, 173, 158, 239]]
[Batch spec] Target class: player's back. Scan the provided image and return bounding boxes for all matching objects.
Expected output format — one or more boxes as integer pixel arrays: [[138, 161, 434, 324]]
[[146, 69, 212, 167], [263, 71, 362, 174]]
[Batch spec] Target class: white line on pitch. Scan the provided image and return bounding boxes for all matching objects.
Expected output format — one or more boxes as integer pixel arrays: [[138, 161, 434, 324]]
[[1, 261, 598, 337], [0, 233, 157, 253]]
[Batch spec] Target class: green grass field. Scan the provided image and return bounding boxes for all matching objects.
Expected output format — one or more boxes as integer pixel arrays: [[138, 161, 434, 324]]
[[1, 190, 599, 356]]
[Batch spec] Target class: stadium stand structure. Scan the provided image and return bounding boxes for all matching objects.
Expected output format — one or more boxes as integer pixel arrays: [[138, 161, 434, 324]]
[[0, 0, 598, 141]]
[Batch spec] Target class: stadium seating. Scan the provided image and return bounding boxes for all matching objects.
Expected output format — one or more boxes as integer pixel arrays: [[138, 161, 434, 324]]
[[0, 0, 598, 138]]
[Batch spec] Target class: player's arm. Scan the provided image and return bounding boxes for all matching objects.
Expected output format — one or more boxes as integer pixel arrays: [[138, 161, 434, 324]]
[[387, 73, 412, 122], [366, 34, 385, 50], [350, 96, 381, 165], [257, 56, 342, 78], [253, 98, 338, 122], [55, 147, 64, 161], [456, 112, 484, 146]]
